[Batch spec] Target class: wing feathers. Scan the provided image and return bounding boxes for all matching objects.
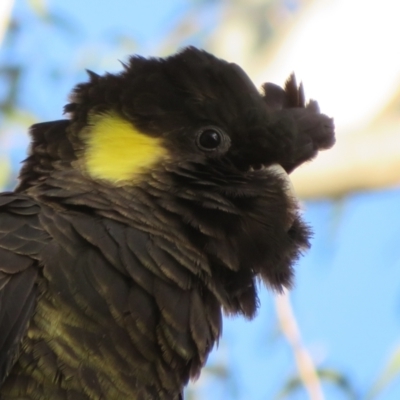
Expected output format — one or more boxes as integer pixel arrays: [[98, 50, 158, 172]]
[[0, 194, 46, 384]]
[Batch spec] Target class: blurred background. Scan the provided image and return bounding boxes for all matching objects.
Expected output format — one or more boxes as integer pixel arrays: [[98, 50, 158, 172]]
[[1, 0, 400, 399]]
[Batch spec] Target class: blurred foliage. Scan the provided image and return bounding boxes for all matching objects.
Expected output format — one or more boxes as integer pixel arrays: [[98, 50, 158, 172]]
[[276, 358, 400, 400], [366, 345, 400, 400], [276, 368, 358, 400], [0, 4, 75, 127], [0, 156, 11, 189], [0, 0, 303, 124], [186, 361, 236, 400]]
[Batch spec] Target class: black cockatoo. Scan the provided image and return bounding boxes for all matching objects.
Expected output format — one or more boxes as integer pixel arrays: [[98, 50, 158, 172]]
[[0, 47, 334, 399]]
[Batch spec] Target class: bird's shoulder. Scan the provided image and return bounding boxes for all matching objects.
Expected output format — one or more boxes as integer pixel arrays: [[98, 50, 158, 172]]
[[0, 192, 48, 385]]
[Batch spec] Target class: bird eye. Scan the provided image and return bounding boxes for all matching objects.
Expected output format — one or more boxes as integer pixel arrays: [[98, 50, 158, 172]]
[[197, 128, 223, 151]]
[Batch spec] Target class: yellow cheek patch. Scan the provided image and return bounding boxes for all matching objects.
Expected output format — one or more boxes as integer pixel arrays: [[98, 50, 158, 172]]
[[83, 112, 167, 183]]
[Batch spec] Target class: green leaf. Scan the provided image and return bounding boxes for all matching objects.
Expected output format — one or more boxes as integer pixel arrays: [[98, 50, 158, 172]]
[[275, 368, 358, 400], [27, 0, 48, 18], [0, 156, 11, 190], [365, 345, 400, 400]]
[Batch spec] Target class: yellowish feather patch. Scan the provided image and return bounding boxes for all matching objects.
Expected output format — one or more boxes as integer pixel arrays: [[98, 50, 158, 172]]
[[83, 112, 167, 183]]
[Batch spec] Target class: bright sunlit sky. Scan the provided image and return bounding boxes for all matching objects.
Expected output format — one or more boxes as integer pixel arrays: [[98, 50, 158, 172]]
[[2, 1, 400, 399], [258, 0, 400, 134]]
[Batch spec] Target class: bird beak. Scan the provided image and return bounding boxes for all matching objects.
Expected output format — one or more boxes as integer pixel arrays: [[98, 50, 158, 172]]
[[266, 164, 297, 201], [266, 164, 298, 229]]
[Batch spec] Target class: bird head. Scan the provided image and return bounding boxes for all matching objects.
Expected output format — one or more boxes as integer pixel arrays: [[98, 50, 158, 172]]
[[63, 47, 333, 180], [20, 47, 335, 318]]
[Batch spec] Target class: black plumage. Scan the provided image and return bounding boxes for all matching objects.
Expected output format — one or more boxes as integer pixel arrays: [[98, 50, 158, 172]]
[[0, 47, 335, 399]]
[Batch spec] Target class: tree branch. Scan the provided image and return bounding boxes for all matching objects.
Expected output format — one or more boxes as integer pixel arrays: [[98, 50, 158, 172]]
[[275, 290, 324, 400], [0, 0, 14, 47], [291, 118, 400, 199]]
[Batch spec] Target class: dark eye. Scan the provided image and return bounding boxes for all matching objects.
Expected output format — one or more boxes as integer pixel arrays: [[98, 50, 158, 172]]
[[197, 128, 222, 151]]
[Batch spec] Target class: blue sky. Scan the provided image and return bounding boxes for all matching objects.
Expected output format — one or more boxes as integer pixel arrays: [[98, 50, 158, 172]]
[[2, 1, 400, 399]]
